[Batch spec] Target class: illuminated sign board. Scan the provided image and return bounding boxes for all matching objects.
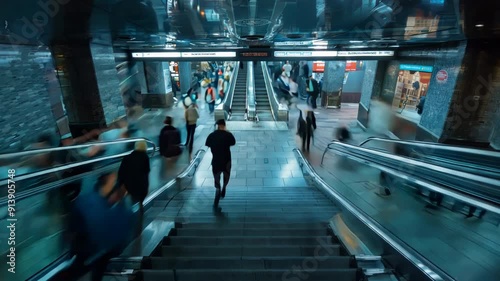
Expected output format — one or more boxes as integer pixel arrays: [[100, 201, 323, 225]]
[[337, 50, 394, 57], [400, 64, 433, 72], [238, 51, 271, 57], [312, 61, 325, 72], [181, 51, 236, 58], [131, 52, 236, 58], [132, 52, 181, 58], [274, 51, 338, 57]]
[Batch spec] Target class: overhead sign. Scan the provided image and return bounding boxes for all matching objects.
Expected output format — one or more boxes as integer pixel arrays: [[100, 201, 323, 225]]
[[312, 61, 325, 72], [274, 51, 338, 57], [131, 52, 236, 58], [181, 51, 236, 58], [400, 64, 433, 72], [132, 52, 181, 58], [238, 51, 271, 58], [337, 50, 394, 57], [436, 69, 448, 83]]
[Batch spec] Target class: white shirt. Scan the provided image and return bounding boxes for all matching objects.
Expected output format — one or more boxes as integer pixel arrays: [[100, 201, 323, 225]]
[[289, 81, 298, 93]]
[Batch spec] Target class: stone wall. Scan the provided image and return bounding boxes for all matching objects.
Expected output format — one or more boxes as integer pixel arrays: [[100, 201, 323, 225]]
[[322, 61, 346, 93], [0, 44, 61, 152]]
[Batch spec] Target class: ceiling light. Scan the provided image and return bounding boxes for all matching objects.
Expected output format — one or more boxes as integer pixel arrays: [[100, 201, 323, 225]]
[[475, 24, 484, 27], [349, 40, 362, 43]]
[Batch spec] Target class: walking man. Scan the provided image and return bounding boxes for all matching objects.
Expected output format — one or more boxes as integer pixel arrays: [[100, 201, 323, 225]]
[[184, 103, 199, 154], [205, 119, 236, 210]]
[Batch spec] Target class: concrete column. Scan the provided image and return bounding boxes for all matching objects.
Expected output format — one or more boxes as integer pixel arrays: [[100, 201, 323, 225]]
[[357, 60, 386, 128], [321, 61, 346, 107], [179, 61, 193, 94], [144, 62, 166, 94], [50, 40, 125, 137], [440, 41, 500, 147], [90, 43, 124, 124]]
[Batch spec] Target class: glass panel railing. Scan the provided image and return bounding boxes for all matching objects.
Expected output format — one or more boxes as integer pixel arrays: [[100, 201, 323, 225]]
[[296, 147, 500, 281], [359, 137, 500, 179], [0, 138, 156, 194], [322, 141, 500, 207], [0, 148, 202, 281]]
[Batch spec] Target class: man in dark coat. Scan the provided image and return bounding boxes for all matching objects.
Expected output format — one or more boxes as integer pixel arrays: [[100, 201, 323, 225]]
[[159, 116, 182, 158]]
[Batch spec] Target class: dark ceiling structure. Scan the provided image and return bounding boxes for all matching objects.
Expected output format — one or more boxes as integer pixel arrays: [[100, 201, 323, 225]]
[[0, 0, 499, 51]]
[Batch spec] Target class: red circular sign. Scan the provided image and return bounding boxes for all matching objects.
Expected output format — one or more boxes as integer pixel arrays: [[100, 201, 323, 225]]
[[436, 70, 448, 83]]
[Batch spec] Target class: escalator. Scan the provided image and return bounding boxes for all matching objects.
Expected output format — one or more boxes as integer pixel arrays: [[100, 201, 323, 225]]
[[26, 133, 500, 281], [229, 65, 248, 121], [253, 63, 273, 121]]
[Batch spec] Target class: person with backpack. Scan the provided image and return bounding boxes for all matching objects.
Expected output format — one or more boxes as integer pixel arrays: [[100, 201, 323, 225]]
[[205, 84, 216, 113], [184, 103, 200, 154]]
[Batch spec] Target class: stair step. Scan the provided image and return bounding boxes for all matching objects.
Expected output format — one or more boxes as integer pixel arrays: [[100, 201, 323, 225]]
[[178, 222, 328, 229], [140, 269, 359, 281], [160, 245, 341, 257], [143, 256, 354, 270], [174, 228, 329, 237], [165, 236, 335, 246]]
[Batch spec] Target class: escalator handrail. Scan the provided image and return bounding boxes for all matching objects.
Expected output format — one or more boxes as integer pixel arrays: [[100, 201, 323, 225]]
[[293, 148, 454, 281], [359, 137, 500, 158], [27, 148, 207, 281], [261, 61, 288, 120], [0, 145, 158, 186], [0, 137, 157, 159], [218, 61, 239, 111], [321, 141, 500, 214], [324, 141, 499, 187]]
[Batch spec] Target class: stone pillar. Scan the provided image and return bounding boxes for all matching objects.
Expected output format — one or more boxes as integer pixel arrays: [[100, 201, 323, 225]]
[[179, 61, 193, 94], [50, 40, 125, 137], [144, 62, 166, 93], [357, 60, 386, 128], [441, 41, 500, 148], [321, 61, 346, 107], [90, 43, 124, 124]]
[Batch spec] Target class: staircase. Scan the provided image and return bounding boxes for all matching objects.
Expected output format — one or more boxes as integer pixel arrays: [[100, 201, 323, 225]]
[[135, 185, 364, 281], [254, 64, 274, 121], [230, 66, 248, 121]]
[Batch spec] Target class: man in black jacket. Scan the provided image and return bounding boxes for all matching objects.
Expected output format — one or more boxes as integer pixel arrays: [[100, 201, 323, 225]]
[[159, 116, 182, 158], [205, 119, 236, 210]]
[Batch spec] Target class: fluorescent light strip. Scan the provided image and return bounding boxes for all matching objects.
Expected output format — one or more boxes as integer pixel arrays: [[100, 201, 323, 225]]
[[181, 51, 236, 58], [337, 51, 394, 57], [274, 51, 338, 57], [131, 52, 236, 58], [132, 52, 181, 58]]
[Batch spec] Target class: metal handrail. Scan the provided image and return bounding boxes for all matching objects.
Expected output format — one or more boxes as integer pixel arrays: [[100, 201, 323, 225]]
[[0, 137, 157, 159], [0, 145, 158, 186], [246, 62, 256, 120], [225, 61, 240, 110], [293, 148, 454, 281], [27, 148, 207, 281], [261, 61, 289, 121], [321, 141, 500, 213], [359, 137, 500, 158]]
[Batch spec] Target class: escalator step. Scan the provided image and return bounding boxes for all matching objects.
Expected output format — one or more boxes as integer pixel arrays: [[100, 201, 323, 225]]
[[139, 269, 359, 281], [160, 245, 341, 257], [164, 236, 335, 246], [143, 256, 354, 270]]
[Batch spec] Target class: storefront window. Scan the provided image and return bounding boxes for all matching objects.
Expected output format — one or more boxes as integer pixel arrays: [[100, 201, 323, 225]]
[[392, 64, 433, 122]]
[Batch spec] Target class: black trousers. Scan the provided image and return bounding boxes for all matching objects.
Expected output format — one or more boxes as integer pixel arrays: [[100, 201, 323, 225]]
[[212, 162, 231, 206], [185, 124, 197, 153]]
